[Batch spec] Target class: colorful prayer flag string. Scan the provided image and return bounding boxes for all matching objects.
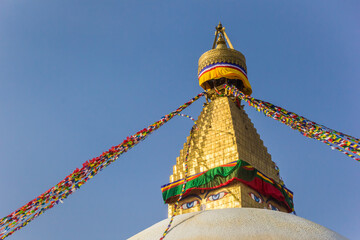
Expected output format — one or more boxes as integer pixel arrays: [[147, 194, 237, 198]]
[[177, 113, 196, 122], [224, 85, 360, 162], [160, 123, 197, 240], [2, 83, 358, 240], [214, 87, 224, 97], [0, 92, 205, 239]]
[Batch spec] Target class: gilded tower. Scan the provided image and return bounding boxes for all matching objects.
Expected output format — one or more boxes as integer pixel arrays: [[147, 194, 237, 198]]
[[131, 24, 346, 240], [162, 23, 293, 217]]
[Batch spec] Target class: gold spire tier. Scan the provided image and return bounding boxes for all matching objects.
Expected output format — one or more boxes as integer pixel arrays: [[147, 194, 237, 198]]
[[170, 91, 279, 183], [167, 88, 289, 217]]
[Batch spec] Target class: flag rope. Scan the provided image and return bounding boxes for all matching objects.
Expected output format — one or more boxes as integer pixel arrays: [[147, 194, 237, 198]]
[[1, 83, 359, 239], [223, 85, 360, 162], [0, 92, 205, 239], [160, 124, 197, 240]]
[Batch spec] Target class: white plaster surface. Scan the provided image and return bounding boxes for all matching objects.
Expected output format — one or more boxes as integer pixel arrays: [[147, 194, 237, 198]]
[[128, 208, 347, 240]]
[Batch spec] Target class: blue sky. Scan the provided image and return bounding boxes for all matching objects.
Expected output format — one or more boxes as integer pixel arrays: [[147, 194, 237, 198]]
[[0, 1, 359, 239]]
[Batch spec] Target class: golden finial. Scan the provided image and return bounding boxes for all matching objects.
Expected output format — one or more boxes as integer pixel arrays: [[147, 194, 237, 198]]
[[212, 22, 234, 50], [216, 22, 223, 31], [216, 34, 227, 49]]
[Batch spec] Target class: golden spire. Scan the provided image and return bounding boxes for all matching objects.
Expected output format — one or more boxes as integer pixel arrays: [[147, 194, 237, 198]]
[[163, 24, 292, 217]]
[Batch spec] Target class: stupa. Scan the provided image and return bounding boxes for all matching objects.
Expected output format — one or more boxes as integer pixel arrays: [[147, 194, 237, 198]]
[[129, 23, 346, 240]]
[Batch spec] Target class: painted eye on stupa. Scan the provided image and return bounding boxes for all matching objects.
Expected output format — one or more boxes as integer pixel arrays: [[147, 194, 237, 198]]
[[249, 192, 263, 203], [181, 200, 199, 210], [268, 203, 279, 211], [207, 191, 228, 201]]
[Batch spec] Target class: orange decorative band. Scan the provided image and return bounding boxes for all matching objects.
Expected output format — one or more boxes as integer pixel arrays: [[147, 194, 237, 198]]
[[198, 63, 252, 94], [198, 62, 247, 77]]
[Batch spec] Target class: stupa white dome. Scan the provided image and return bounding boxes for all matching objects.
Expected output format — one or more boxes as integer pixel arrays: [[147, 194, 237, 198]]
[[129, 208, 347, 240]]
